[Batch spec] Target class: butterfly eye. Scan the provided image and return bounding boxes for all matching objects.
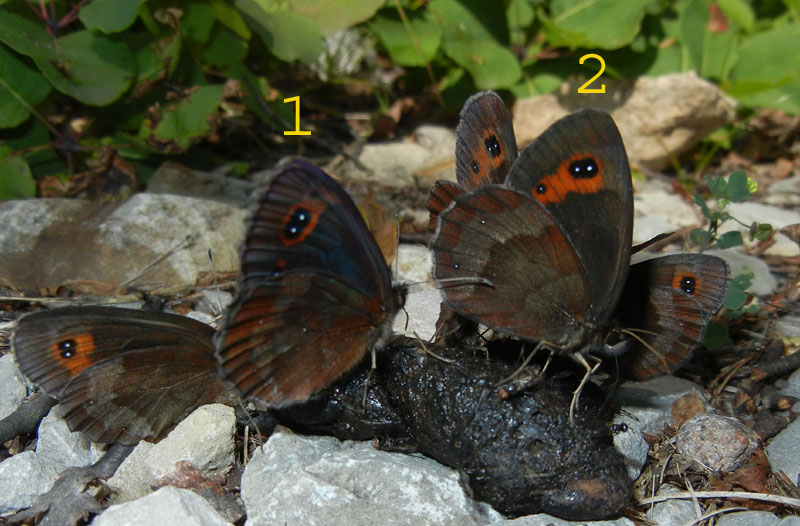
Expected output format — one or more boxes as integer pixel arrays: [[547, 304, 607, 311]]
[[680, 276, 697, 294], [569, 157, 599, 179], [484, 135, 501, 157], [285, 208, 312, 240], [57, 339, 77, 358]]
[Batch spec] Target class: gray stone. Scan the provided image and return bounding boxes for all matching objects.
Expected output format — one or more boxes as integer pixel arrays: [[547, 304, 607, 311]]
[[639, 485, 698, 526], [0, 195, 245, 293], [107, 404, 236, 502], [781, 367, 800, 399], [146, 162, 254, 206], [631, 177, 699, 245], [513, 72, 736, 171], [0, 409, 97, 512], [616, 376, 710, 435], [706, 249, 778, 296], [612, 414, 650, 481], [724, 202, 800, 257], [774, 315, 800, 342], [717, 510, 800, 526], [498, 514, 634, 525], [347, 141, 433, 188], [241, 426, 502, 526], [93, 486, 233, 526], [675, 413, 760, 473], [766, 415, 800, 484], [393, 244, 439, 341], [0, 353, 27, 420]]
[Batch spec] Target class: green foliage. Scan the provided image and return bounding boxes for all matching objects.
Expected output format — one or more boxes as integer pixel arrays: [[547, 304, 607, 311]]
[[691, 171, 771, 249], [0, 0, 797, 199], [0, 146, 35, 199]]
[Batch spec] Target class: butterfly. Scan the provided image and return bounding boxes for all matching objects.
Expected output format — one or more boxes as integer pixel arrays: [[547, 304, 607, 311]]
[[214, 159, 407, 409], [11, 306, 231, 445], [429, 92, 730, 391]]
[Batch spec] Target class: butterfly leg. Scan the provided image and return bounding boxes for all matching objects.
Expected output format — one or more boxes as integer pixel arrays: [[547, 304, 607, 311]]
[[499, 341, 548, 385], [569, 353, 602, 426]]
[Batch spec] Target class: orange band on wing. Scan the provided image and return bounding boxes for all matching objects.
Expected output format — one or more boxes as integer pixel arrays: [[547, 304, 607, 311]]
[[531, 153, 604, 205], [50, 334, 96, 377], [280, 199, 325, 247]]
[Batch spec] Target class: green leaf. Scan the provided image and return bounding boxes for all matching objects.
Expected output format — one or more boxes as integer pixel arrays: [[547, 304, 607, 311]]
[[443, 39, 521, 90], [717, 230, 743, 249], [369, 11, 440, 67], [430, 0, 520, 89], [727, 170, 754, 202], [723, 270, 753, 311], [704, 174, 728, 199], [134, 29, 182, 92], [541, 0, 650, 49], [149, 85, 225, 150], [0, 147, 35, 199], [236, 0, 322, 64], [211, 0, 251, 39], [79, 0, 146, 33], [182, 1, 216, 43], [508, 0, 535, 46], [703, 321, 731, 349], [728, 23, 800, 113], [39, 31, 135, 105], [718, 0, 754, 32], [289, 0, 383, 37], [430, 0, 510, 44], [0, 44, 51, 128], [750, 222, 773, 241], [690, 227, 711, 245], [200, 26, 249, 67], [0, 13, 135, 105], [692, 193, 713, 220], [678, 0, 737, 80]]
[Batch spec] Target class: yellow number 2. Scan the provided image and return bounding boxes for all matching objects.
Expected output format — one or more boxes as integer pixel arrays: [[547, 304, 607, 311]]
[[283, 96, 311, 136], [577, 54, 606, 94]]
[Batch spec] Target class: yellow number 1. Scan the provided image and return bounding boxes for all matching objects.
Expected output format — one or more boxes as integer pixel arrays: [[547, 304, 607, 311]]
[[283, 96, 311, 136], [577, 54, 606, 94]]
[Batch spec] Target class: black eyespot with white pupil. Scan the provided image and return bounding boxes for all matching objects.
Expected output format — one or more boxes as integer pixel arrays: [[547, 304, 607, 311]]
[[536, 184, 547, 194], [285, 208, 311, 239], [484, 135, 501, 158], [680, 276, 696, 294], [58, 339, 77, 358], [471, 160, 480, 174], [569, 157, 599, 179]]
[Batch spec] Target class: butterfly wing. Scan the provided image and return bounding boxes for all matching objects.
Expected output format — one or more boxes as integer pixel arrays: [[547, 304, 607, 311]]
[[215, 159, 403, 409], [431, 185, 592, 344], [455, 90, 518, 188], [615, 254, 730, 379], [505, 109, 633, 324], [427, 91, 517, 233], [12, 306, 225, 445]]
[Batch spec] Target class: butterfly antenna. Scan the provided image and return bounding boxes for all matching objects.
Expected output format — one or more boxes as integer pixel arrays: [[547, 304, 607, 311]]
[[619, 328, 669, 371], [207, 248, 224, 318], [120, 234, 197, 289]]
